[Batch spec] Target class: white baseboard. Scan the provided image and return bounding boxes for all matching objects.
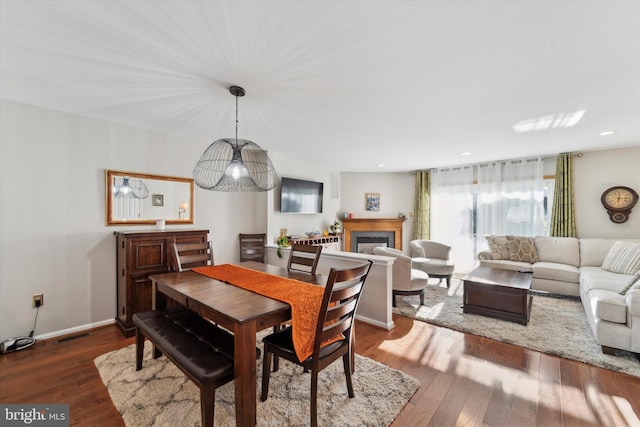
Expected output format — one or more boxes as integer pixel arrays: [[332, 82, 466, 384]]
[[355, 314, 394, 331], [35, 318, 115, 341]]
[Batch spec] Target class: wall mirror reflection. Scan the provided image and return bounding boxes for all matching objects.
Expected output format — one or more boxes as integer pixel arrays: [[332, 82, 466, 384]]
[[105, 170, 195, 225]]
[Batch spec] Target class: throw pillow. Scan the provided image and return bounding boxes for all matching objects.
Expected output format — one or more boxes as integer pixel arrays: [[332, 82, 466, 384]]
[[619, 270, 640, 296], [506, 235, 539, 263], [486, 235, 510, 260], [602, 241, 640, 275]]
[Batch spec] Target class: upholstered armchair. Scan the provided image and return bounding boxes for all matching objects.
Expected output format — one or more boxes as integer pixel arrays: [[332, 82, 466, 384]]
[[372, 247, 429, 307], [409, 240, 455, 288]]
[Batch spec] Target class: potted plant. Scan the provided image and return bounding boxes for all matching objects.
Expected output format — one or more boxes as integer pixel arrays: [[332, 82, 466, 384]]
[[329, 220, 342, 235], [276, 228, 289, 258]]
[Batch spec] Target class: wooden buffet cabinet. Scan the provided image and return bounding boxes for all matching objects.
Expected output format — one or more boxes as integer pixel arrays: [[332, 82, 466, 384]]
[[114, 229, 209, 336]]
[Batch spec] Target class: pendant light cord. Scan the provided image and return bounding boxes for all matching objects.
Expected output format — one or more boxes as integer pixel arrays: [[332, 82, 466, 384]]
[[235, 94, 239, 143]]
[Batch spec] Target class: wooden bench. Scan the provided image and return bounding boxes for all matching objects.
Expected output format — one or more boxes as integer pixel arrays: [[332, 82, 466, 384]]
[[133, 309, 236, 427]]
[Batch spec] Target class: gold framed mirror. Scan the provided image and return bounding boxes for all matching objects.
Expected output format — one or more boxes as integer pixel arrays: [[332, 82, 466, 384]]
[[106, 170, 195, 226]]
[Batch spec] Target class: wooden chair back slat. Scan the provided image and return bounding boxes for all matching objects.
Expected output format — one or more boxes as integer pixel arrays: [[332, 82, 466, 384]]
[[239, 233, 266, 263], [172, 241, 214, 272], [312, 261, 373, 356], [287, 244, 323, 275]]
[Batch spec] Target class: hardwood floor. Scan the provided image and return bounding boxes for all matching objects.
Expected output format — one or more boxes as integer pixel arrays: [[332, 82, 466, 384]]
[[1, 316, 639, 426]]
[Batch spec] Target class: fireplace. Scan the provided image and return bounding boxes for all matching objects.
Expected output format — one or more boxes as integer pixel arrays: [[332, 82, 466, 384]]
[[341, 218, 406, 252], [351, 232, 394, 253]]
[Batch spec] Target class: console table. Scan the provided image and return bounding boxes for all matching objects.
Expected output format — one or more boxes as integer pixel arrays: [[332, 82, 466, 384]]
[[114, 229, 209, 336]]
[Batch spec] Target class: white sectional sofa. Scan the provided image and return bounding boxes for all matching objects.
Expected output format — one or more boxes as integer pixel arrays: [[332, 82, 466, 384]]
[[477, 236, 640, 355]]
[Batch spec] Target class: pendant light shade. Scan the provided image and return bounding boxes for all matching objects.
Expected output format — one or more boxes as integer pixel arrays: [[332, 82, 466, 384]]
[[113, 176, 149, 199], [194, 138, 277, 191], [194, 86, 278, 192]]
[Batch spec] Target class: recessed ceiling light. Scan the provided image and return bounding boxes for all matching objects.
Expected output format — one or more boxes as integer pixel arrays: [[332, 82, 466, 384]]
[[376, 164, 384, 167], [461, 152, 472, 156], [599, 130, 617, 136]]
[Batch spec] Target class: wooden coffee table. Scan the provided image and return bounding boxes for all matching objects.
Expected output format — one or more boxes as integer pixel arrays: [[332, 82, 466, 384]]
[[462, 266, 533, 325]]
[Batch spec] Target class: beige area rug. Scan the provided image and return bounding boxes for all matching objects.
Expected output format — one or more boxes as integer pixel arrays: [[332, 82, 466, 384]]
[[393, 279, 640, 378], [94, 336, 419, 426]]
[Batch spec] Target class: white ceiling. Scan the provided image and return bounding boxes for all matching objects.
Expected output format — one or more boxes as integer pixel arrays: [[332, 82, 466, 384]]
[[1, 1, 639, 172]]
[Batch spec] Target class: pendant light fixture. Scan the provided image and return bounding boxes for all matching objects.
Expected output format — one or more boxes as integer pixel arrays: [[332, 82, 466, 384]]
[[193, 86, 278, 192], [113, 176, 149, 199]]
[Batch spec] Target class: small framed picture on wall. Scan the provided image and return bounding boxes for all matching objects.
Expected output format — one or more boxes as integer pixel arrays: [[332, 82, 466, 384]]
[[152, 194, 164, 206], [366, 193, 380, 211]]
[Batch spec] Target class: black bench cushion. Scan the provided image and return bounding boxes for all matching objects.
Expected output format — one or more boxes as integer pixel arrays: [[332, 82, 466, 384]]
[[133, 310, 235, 383]]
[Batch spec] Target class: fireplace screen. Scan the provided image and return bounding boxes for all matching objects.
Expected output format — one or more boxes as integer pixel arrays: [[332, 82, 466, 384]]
[[352, 232, 395, 253]]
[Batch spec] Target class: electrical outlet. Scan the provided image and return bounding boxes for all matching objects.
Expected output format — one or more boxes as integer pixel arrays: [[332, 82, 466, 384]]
[[33, 293, 44, 307]]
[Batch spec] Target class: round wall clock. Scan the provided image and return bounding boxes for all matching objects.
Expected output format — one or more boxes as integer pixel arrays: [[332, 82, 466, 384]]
[[601, 186, 638, 223]]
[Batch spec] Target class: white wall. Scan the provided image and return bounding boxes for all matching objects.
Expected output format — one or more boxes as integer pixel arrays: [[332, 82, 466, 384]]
[[339, 172, 416, 251], [0, 100, 266, 339], [574, 145, 640, 238], [266, 154, 341, 244], [2, 99, 638, 340]]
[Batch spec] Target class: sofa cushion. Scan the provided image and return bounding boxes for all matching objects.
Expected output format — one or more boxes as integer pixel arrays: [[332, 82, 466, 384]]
[[601, 241, 640, 275], [579, 267, 632, 291], [579, 238, 619, 267], [479, 259, 531, 271], [584, 289, 628, 324], [534, 237, 579, 267], [619, 270, 640, 296], [580, 275, 629, 293], [506, 235, 539, 263], [412, 257, 454, 276], [579, 238, 640, 267], [486, 235, 510, 260], [532, 262, 579, 283], [409, 268, 429, 290]]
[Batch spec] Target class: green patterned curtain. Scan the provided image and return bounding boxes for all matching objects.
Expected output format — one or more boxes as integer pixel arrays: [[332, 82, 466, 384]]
[[550, 154, 576, 237], [412, 170, 430, 240]]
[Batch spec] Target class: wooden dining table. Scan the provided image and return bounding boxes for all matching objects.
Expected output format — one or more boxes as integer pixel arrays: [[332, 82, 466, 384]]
[[149, 261, 326, 427]]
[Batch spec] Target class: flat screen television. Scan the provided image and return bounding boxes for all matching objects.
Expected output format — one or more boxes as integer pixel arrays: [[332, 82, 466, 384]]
[[280, 177, 323, 214]]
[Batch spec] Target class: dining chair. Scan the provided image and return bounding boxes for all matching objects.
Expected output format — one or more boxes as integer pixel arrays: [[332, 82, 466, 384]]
[[260, 260, 373, 427], [172, 241, 214, 272], [287, 243, 323, 275], [239, 233, 266, 263], [273, 243, 324, 367]]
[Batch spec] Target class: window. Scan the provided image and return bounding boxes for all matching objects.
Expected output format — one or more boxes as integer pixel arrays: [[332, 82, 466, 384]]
[[431, 158, 553, 272]]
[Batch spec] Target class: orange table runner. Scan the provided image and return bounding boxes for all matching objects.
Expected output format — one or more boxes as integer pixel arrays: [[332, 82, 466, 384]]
[[192, 264, 324, 361]]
